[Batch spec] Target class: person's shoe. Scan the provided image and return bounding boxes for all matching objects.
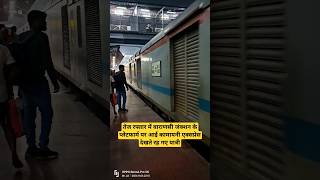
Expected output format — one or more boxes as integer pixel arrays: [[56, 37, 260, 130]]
[[25, 147, 41, 159], [122, 108, 128, 112], [39, 148, 59, 160], [118, 108, 123, 113]]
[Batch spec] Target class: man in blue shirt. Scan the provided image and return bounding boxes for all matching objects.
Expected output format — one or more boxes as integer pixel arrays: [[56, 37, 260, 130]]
[[19, 10, 60, 160], [114, 65, 129, 112]]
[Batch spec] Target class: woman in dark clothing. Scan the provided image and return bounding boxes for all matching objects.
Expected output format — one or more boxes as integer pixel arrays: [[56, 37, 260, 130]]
[[0, 27, 23, 168], [110, 70, 117, 117]]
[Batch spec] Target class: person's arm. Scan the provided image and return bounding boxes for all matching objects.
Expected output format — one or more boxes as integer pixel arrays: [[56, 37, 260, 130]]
[[44, 34, 60, 93]]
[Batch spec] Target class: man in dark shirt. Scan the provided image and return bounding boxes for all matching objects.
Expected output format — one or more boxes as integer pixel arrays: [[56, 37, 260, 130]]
[[114, 65, 129, 112], [19, 10, 60, 159]]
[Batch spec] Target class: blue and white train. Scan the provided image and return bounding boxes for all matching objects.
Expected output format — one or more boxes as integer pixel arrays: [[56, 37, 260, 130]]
[[124, 0, 211, 143]]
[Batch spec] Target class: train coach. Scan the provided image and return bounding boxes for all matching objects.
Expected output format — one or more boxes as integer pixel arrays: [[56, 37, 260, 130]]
[[18, 0, 320, 179], [20, 0, 211, 144], [20, 0, 211, 143], [19, 0, 110, 106], [123, 0, 211, 144], [210, 0, 320, 180]]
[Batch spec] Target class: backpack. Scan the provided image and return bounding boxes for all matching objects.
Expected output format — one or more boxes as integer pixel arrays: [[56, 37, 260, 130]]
[[5, 33, 34, 85], [113, 72, 123, 88]]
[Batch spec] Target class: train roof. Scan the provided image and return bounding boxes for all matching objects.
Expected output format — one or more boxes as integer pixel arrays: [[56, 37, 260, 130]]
[[139, 0, 210, 53]]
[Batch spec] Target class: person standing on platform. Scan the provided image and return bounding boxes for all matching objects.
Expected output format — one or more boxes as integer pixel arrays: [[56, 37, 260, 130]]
[[8, 26, 18, 44], [19, 10, 60, 160], [110, 70, 117, 117], [0, 25, 9, 46], [0, 28, 23, 168], [114, 65, 129, 112]]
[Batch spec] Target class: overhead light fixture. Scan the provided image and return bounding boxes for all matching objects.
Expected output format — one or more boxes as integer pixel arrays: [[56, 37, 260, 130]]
[[116, 6, 127, 10], [167, 10, 176, 14], [112, 56, 116, 67], [114, 10, 124, 16], [114, 6, 127, 16], [140, 9, 150, 12], [161, 14, 170, 20], [142, 14, 151, 18], [140, 8, 151, 18], [133, 6, 138, 15]]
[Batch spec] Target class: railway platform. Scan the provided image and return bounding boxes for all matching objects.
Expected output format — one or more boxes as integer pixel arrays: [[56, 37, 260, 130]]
[[0, 85, 209, 180], [0, 86, 110, 180], [110, 90, 209, 180]]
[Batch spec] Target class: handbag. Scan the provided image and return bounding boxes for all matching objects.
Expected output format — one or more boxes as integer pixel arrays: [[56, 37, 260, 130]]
[[8, 99, 24, 138], [112, 93, 117, 105]]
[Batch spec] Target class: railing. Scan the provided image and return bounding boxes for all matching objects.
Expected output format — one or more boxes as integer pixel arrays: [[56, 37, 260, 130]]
[[110, 2, 184, 34]]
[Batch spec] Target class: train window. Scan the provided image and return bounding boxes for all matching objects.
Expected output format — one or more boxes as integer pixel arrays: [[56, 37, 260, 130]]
[[77, 6, 83, 48], [61, 5, 71, 69]]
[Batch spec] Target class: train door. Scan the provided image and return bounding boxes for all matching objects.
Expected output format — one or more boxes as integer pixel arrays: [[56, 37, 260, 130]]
[[129, 63, 132, 83], [61, 5, 71, 70], [136, 58, 142, 89], [173, 27, 200, 121]]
